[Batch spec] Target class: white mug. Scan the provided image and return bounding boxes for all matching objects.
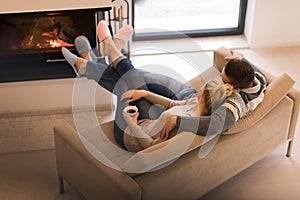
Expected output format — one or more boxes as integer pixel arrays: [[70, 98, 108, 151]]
[[123, 106, 138, 116]]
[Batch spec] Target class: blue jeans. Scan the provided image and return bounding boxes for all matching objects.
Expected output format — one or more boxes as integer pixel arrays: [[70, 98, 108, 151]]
[[85, 58, 198, 149]]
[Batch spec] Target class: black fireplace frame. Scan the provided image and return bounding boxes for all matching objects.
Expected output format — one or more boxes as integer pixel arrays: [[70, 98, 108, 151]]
[[0, 8, 109, 83]]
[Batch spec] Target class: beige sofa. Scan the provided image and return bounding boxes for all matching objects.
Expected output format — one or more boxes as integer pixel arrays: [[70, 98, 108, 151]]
[[53, 47, 300, 200]]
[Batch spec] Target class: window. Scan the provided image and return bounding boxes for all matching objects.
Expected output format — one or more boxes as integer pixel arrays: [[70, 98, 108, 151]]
[[132, 0, 248, 40]]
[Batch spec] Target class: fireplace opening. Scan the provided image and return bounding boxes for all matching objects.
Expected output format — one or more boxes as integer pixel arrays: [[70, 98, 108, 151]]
[[0, 9, 101, 83]]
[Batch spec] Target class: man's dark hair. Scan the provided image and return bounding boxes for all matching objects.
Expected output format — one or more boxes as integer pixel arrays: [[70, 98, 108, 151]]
[[224, 58, 255, 89]]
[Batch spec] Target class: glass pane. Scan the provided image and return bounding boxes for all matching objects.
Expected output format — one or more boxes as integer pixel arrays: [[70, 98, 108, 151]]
[[134, 0, 241, 34]]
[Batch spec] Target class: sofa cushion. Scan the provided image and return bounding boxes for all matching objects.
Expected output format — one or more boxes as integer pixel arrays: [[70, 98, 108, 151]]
[[222, 73, 295, 135], [188, 67, 221, 90]]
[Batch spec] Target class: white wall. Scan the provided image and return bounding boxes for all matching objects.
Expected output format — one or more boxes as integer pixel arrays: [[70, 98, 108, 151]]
[[245, 0, 300, 48]]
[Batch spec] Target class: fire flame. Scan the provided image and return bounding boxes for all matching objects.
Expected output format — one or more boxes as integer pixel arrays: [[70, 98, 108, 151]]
[[23, 30, 74, 49], [48, 38, 74, 48]]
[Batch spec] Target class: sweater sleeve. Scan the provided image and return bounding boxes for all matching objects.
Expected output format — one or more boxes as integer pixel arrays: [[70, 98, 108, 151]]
[[176, 106, 236, 136]]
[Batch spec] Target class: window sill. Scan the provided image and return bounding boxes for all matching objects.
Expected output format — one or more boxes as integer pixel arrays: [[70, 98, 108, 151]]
[[131, 35, 249, 57]]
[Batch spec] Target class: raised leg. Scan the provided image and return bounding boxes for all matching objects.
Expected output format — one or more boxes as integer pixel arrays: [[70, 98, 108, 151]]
[[58, 175, 65, 193]]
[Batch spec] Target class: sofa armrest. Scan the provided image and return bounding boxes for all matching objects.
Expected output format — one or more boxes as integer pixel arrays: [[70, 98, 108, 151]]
[[257, 68, 300, 140], [213, 47, 232, 72], [53, 122, 141, 200]]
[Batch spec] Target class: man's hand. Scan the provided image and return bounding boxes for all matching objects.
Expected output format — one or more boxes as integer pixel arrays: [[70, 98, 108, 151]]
[[160, 116, 177, 140], [225, 51, 244, 61], [121, 89, 147, 103]]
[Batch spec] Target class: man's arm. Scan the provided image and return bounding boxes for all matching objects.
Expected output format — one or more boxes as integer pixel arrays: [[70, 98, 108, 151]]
[[160, 106, 236, 138]]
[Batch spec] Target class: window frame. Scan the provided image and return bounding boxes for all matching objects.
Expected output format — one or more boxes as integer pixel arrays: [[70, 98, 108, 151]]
[[132, 0, 248, 41]]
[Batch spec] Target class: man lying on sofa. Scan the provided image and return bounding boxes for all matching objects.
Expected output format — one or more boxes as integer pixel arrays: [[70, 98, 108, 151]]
[[160, 51, 267, 140]]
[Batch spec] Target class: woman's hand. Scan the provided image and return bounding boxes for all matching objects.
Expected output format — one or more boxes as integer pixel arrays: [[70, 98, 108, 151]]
[[123, 111, 139, 125], [121, 89, 148, 103], [159, 116, 177, 140]]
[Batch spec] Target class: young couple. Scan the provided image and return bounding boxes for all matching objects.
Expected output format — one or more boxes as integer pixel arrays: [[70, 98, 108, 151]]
[[61, 20, 267, 152]]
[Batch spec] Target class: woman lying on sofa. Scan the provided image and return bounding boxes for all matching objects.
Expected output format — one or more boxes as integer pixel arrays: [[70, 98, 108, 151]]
[[120, 77, 233, 152], [61, 20, 267, 151]]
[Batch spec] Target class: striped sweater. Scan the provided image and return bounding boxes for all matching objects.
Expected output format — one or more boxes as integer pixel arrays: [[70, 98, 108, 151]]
[[224, 71, 267, 121]]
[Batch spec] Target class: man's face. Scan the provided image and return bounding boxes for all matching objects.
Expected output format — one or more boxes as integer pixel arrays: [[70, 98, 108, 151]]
[[221, 67, 231, 84]]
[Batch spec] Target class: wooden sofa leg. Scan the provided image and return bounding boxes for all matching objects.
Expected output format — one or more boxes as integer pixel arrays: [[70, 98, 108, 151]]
[[286, 140, 294, 157], [58, 175, 65, 193]]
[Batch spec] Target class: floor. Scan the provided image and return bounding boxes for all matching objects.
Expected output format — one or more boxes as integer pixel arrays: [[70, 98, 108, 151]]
[[0, 45, 299, 200]]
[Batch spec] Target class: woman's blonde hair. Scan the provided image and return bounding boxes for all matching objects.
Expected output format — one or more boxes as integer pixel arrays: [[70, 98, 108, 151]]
[[203, 76, 233, 116]]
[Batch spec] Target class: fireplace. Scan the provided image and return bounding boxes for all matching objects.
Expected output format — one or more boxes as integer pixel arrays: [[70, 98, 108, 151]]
[[0, 8, 107, 83]]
